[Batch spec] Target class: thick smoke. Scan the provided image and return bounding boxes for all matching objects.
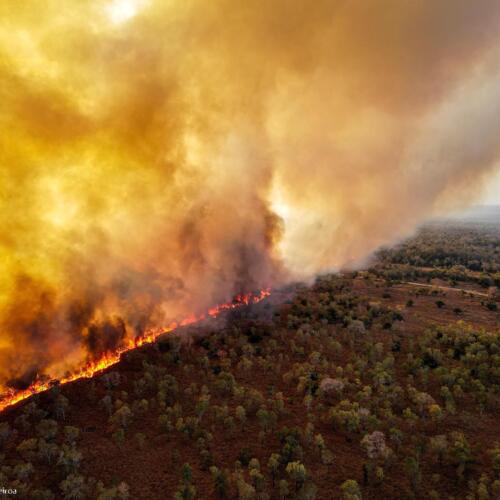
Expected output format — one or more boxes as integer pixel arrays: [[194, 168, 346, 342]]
[[1, 0, 499, 388]]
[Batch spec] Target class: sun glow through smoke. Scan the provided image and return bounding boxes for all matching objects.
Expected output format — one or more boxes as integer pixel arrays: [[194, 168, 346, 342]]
[[106, 0, 144, 24]]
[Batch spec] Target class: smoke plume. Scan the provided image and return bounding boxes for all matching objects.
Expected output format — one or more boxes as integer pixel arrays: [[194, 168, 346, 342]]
[[1, 0, 500, 387]]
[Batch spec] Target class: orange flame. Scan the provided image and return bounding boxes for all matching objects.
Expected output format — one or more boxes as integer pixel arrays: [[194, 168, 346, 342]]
[[0, 288, 271, 412]]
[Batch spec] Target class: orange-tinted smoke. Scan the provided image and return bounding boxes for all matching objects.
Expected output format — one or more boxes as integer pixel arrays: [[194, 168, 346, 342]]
[[1, 0, 500, 388]]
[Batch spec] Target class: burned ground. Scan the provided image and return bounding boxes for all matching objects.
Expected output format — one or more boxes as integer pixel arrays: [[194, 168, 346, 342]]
[[0, 224, 499, 499]]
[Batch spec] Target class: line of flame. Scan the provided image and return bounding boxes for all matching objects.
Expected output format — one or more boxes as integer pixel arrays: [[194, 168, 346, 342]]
[[0, 288, 271, 413]]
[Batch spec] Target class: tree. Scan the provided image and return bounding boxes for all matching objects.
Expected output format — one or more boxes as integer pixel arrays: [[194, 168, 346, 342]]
[[54, 395, 69, 420], [278, 480, 289, 500], [267, 454, 280, 487], [195, 394, 210, 419], [174, 463, 196, 500], [340, 480, 362, 500], [14, 461, 34, 481], [57, 445, 82, 473], [209, 466, 230, 498], [0, 422, 12, 446], [232, 406, 245, 425], [110, 405, 133, 428], [236, 479, 255, 500], [389, 428, 403, 452], [101, 372, 121, 390], [285, 461, 307, 492], [38, 439, 60, 465], [429, 435, 448, 465], [489, 443, 500, 478], [96, 481, 130, 500], [64, 426, 80, 446], [59, 474, 87, 500], [112, 428, 125, 447], [31, 489, 56, 500], [449, 432, 473, 481], [135, 433, 146, 450], [361, 431, 390, 461], [321, 448, 334, 465], [17, 438, 38, 461], [37, 419, 58, 441], [256, 408, 276, 433], [158, 414, 173, 433], [428, 404, 443, 422], [249, 467, 266, 492], [404, 456, 421, 492], [319, 378, 345, 403], [348, 320, 366, 337]]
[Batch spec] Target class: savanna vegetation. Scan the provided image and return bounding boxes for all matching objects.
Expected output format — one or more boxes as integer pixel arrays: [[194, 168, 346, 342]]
[[373, 222, 500, 290], [0, 220, 498, 499]]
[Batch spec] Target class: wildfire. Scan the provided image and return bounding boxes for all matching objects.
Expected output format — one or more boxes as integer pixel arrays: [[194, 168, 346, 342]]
[[0, 288, 271, 413]]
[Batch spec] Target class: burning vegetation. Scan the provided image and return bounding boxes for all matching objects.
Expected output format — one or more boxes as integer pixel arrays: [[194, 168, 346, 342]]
[[0, 289, 270, 412]]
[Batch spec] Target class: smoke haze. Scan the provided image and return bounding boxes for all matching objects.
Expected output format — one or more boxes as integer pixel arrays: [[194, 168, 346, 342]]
[[1, 0, 500, 387]]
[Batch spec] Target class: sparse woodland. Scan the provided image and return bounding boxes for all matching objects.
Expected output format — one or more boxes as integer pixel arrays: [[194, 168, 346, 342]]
[[0, 223, 498, 499], [374, 224, 500, 290]]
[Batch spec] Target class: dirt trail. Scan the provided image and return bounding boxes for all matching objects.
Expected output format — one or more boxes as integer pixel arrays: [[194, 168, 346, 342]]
[[402, 281, 489, 297]]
